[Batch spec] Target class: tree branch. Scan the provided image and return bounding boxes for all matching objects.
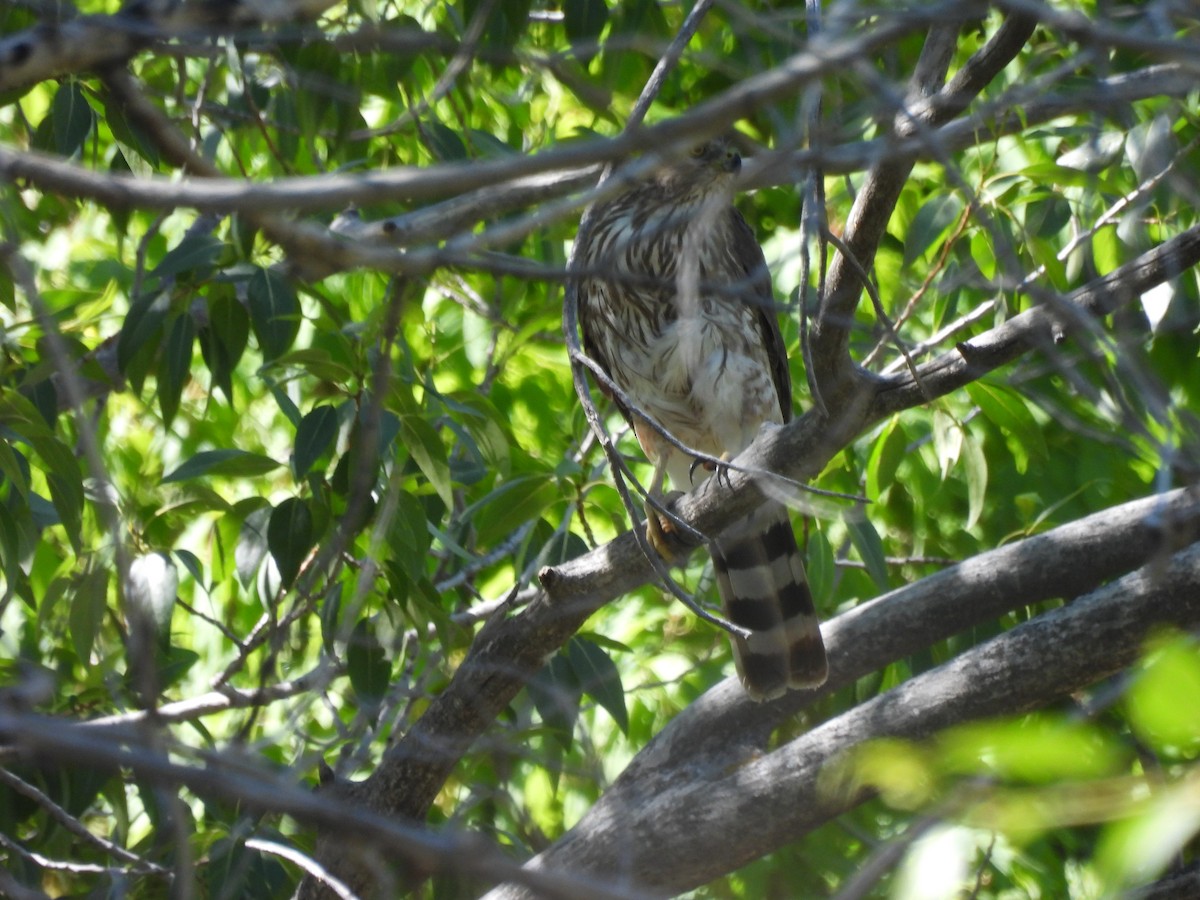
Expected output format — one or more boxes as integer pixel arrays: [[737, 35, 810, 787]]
[[299, 219, 1200, 898], [811, 11, 1038, 400], [485, 535, 1200, 897], [870, 224, 1200, 417]]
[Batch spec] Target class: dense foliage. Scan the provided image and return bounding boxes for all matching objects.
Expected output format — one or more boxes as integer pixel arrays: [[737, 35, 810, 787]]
[[1, 0, 1198, 898]]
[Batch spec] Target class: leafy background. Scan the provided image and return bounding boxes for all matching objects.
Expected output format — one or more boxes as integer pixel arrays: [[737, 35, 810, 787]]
[[1, 0, 1199, 897]]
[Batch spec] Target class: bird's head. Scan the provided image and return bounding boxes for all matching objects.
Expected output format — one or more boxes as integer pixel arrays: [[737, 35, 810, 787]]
[[654, 137, 742, 200]]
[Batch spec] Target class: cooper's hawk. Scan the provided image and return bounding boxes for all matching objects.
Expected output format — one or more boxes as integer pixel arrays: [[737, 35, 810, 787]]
[[576, 138, 828, 700]]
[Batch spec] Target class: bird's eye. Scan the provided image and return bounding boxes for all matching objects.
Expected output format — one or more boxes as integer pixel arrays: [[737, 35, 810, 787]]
[[689, 144, 706, 158]]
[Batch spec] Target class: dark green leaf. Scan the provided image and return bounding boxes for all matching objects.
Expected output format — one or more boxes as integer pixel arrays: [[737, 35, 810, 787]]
[[151, 234, 223, 282], [163, 449, 281, 483], [247, 267, 300, 361], [0, 502, 22, 602], [69, 568, 107, 667], [199, 290, 250, 403], [847, 516, 889, 594], [320, 582, 343, 653], [568, 637, 628, 733], [51, 82, 94, 157], [903, 195, 963, 267], [805, 528, 834, 606], [267, 498, 314, 589], [1025, 195, 1072, 239], [293, 405, 339, 478], [528, 653, 580, 749], [267, 381, 302, 429], [173, 548, 204, 585], [158, 313, 194, 427], [103, 89, 159, 167], [117, 290, 171, 373], [425, 121, 467, 162], [0, 266, 13, 312], [159, 645, 200, 690], [564, 0, 607, 46], [347, 618, 390, 705]]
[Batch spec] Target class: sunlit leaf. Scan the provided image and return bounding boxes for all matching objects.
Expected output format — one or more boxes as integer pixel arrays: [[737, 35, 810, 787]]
[[1126, 635, 1200, 756]]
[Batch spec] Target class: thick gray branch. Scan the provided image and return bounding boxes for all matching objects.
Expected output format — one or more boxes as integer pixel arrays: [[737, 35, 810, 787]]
[[487, 535, 1200, 897], [324, 224, 1200, 876]]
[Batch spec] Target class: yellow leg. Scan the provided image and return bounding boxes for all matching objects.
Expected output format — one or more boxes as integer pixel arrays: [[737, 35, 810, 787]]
[[643, 455, 684, 562]]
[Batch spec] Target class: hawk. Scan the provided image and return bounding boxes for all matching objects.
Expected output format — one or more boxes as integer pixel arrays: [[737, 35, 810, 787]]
[[576, 138, 829, 700]]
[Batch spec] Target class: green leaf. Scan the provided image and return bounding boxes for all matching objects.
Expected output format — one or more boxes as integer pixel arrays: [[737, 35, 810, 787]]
[[163, 449, 281, 483], [69, 568, 108, 667], [425, 120, 467, 162], [32, 435, 84, 553], [903, 194, 963, 267], [158, 313, 194, 427], [399, 416, 453, 507], [386, 489, 431, 583], [1126, 635, 1200, 756], [962, 431, 987, 531], [247, 267, 300, 361], [151, 234, 223, 282], [966, 381, 1047, 470], [467, 475, 558, 546], [117, 290, 171, 373], [847, 516, 889, 594], [52, 82, 94, 157], [158, 645, 200, 690], [103, 88, 159, 167], [267, 498, 315, 589], [931, 409, 962, 481], [198, 290, 250, 402], [235, 504, 271, 587], [568, 637, 628, 734], [347, 618, 390, 705], [564, 0, 608, 45], [0, 265, 14, 312], [293, 405, 339, 478], [804, 528, 834, 605], [320, 582, 343, 653], [865, 415, 906, 503], [528, 653, 580, 750], [0, 502, 22, 602]]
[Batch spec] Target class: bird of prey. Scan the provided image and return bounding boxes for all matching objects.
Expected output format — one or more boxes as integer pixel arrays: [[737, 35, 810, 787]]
[[576, 138, 828, 700]]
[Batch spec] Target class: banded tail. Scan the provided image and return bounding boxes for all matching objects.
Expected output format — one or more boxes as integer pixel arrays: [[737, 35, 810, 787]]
[[711, 502, 828, 700]]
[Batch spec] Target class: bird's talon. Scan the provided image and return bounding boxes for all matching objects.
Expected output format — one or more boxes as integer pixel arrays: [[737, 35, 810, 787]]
[[716, 462, 733, 490], [645, 491, 687, 563]]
